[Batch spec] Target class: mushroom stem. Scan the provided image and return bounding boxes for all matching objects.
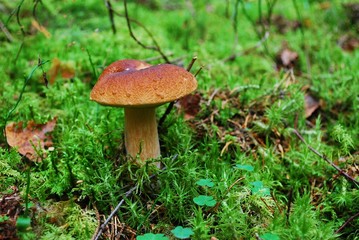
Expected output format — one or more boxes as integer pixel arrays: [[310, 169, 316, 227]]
[[124, 107, 160, 164]]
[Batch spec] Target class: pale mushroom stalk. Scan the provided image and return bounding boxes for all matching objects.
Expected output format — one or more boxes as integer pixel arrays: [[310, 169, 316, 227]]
[[124, 107, 160, 162]]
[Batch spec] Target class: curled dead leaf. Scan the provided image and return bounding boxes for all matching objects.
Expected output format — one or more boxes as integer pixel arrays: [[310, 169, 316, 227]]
[[304, 94, 320, 118], [48, 58, 76, 84], [177, 93, 202, 120], [5, 118, 57, 162], [275, 47, 299, 71], [338, 34, 359, 52], [31, 19, 51, 38]]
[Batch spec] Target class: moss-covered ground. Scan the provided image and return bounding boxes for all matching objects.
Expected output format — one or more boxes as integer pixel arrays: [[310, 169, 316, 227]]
[[0, 0, 358, 239]]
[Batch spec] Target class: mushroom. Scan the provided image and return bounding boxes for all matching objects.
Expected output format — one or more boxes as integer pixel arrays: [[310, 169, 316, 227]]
[[90, 59, 197, 166]]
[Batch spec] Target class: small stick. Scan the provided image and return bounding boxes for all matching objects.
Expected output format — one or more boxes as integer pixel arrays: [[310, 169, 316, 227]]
[[270, 191, 282, 214], [210, 177, 245, 212], [93, 164, 169, 240], [104, 0, 116, 34], [194, 66, 203, 77], [123, 0, 170, 63], [335, 211, 359, 234], [0, 20, 14, 42], [286, 187, 293, 224], [143, 53, 174, 62], [186, 56, 197, 72], [158, 58, 199, 128], [293, 129, 359, 186]]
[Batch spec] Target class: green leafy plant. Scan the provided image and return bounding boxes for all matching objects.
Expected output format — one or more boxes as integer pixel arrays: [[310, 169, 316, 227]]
[[196, 178, 215, 187], [137, 233, 168, 240], [0, 215, 10, 222], [235, 164, 254, 172], [250, 181, 270, 196], [193, 195, 217, 207], [171, 226, 194, 239], [260, 232, 280, 240]]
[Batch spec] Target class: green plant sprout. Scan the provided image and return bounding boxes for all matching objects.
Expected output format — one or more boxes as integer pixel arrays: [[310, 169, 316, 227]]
[[250, 181, 270, 196], [235, 164, 254, 172], [260, 232, 280, 240], [0, 215, 10, 222], [193, 195, 217, 207], [137, 233, 168, 240], [196, 178, 215, 187], [171, 226, 194, 239]]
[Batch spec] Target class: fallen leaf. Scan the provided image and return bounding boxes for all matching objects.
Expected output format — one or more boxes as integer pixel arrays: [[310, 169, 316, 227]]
[[48, 58, 76, 84], [31, 19, 51, 38], [338, 34, 359, 52], [177, 93, 201, 120], [275, 47, 299, 70], [304, 94, 320, 118], [6, 118, 57, 161]]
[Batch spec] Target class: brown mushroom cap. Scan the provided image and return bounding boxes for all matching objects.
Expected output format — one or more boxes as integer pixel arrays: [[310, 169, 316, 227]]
[[90, 59, 197, 107]]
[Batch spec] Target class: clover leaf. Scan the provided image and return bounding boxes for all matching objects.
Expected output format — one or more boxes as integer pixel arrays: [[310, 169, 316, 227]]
[[193, 195, 217, 207], [235, 164, 254, 172], [196, 178, 214, 187], [171, 226, 194, 239], [250, 181, 270, 196], [260, 232, 280, 240], [137, 233, 168, 240]]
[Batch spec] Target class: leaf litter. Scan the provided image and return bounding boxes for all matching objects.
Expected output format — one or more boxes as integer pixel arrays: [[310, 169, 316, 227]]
[[5, 118, 57, 162]]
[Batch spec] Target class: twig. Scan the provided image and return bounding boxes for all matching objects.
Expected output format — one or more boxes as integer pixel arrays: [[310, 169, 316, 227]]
[[335, 211, 359, 234], [32, 0, 42, 23], [91, 204, 101, 240], [270, 191, 282, 213], [86, 48, 98, 79], [93, 164, 169, 240], [286, 187, 293, 224], [293, 129, 359, 186], [158, 57, 198, 129], [104, 0, 116, 34], [0, 20, 14, 42], [210, 177, 245, 212], [15, 0, 26, 36], [3, 59, 50, 143], [143, 53, 174, 62], [158, 101, 175, 129], [186, 56, 197, 72], [123, 0, 170, 63], [194, 66, 203, 77]]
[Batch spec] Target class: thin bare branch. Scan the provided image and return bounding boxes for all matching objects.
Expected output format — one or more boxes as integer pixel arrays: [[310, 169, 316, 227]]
[[194, 65, 203, 77], [186, 56, 197, 72], [0, 20, 14, 42], [104, 0, 116, 34], [335, 211, 359, 234], [123, 0, 170, 63], [32, 0, 42, 22], [293, 129, 359, 186], [92, 163, 170, 240]]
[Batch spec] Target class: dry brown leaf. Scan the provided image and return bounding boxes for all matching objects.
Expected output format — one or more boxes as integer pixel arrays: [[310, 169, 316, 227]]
[[48, 58, 76, 84], [6, 118, 57, 161], [31, 19, 51, 38], [177, 93, 202, 120], [275, 47, 299, 70], [304, 94, 320, 118], [338, 35, 359, 52]]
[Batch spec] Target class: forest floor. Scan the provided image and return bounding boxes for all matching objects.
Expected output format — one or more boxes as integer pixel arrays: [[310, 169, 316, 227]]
[[0, 0, 358, 239]]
